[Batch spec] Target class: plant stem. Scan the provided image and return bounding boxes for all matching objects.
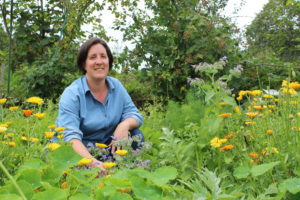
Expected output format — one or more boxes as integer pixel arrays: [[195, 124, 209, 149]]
[[0, 161, 27, 200]]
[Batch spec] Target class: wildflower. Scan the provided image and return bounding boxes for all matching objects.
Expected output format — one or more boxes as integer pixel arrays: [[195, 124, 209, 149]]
[[95, 143, 108, 148], [0, 123, 8, 127], [218, 113, 232, 118], [4, 133, 14, 138], [249, 152, 259, 158], [289, 82, 300, 89], [61, 182, 68, 189], [245, 121, 256, 125], [253, 105, 264, 110], [115, 150, 128, 156], [220, 145, 234, 151], [47, 143, 61, 151], [9, 106, 19, 111], [55, 127, 66, 132], [21, 136, 27, 141], [34, 113, 46, 119], [237, 90, 248, 101], [48, 124, 57, 129], [218, 102, 228, 106], [29, 137, 39, 142], [268, 105, 276, 109], [248, 90, 262, 96], [282, 88, 297, 95], [117, 188, 132, 193], [0, 126, 7, 133], [290, 101, 298, 105], [99, 183, 105, 188], [45, 131, 55, 139], [26, 97, 44, 105], [266, 129, 274, 134], [246, 112, 259, 118], [8, 142, 16, 147], [22, 110, 33, 117], [224, 132, 235, 139], [274, 98, 279, 103], [263, 94, 274, 99], [78, 158, 92, 166], [103, 162, 117, 169], [57, 134, 64, 139], [272, 147, 279, 153], [0, 98, 7, 104], [234, 106, 241, 114], [210, 137, 227, 148]]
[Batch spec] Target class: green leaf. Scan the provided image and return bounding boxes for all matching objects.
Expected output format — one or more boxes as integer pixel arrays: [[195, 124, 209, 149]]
[[32, 188, 68, 200], [50, 146, 81, 171], [16, 169, 42, 189], [18, 158, 46, 172], [131, 177, 162, 200], [108, 192, 133, 200], [250, 161, 280, 177], [150, 166, 178, 185], [69, 193, 93, 200], [233, 166, 250, 179], [41, 167, 62, 185], [279, 178, 300, 194], [0, 194, 22, 200]]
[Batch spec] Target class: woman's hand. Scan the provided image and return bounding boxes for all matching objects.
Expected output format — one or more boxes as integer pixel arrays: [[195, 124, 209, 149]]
[[89, 158, 106, 172], [110, 124, 129, 153]]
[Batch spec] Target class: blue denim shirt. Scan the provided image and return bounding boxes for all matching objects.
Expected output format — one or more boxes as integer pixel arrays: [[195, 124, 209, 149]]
[[55, 76, 144, 145]]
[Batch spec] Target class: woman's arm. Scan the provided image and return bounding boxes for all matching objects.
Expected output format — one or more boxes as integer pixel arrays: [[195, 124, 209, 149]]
[[70, 139, 105, 171]]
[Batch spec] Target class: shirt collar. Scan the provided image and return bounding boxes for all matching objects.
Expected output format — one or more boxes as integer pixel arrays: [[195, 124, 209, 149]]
[[82, 76, 115, 94]]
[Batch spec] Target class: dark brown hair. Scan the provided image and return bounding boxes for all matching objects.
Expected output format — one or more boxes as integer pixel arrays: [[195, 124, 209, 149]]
[[77, 37, 113, 74]]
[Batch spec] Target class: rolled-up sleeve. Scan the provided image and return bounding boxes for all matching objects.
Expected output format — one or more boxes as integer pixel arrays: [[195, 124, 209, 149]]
[[119, 83, 144, 127], [56, 89, 83, 142]]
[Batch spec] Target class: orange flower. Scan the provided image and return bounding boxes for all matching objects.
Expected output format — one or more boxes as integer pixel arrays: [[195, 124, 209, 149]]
[[61, 181, 68, 189], [253, 105, 264, 110], [99, 183, 105, 188], [249, 152, 259, 158], [218, 113, 232, 118], [246, 112, 259, 118], [266, 129, 273, 134], [22, 109, 33, 117], [117, 188, 132, 193], [220, 145, 234, 151]]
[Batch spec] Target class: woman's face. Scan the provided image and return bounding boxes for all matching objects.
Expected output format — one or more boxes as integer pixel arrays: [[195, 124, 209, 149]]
[[84, 43, 109, 82]]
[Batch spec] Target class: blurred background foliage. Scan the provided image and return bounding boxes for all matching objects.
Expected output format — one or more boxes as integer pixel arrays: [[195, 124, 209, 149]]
[[0, 0, 299, 104]]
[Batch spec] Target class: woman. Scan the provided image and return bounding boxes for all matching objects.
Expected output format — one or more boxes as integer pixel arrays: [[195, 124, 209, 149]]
[[56, 38, 144, 171]]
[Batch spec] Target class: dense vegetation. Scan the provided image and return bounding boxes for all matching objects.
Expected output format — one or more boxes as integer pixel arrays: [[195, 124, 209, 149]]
[[0, 0, 300, 199]]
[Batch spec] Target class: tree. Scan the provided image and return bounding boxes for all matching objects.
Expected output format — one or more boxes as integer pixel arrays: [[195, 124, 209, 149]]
[[246, 0, 300, 62], [108, 0, 241, 101]]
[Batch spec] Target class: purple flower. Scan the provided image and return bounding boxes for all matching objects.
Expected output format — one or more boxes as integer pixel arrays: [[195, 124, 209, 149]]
[[219, 56, 227, 61]]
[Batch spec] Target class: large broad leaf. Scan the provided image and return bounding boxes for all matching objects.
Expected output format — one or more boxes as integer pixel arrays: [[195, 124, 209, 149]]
[[250, 161, 280, 177], [41, 167, 62, 185], [4, 180, 33, 200], [69, 193, 93, 200], [279, 178, 300, 194], [108, 192, 133, 200], [49, 146, 81, 171], [150, 166, 178, 185], [131, 177, 162, 200], [32, 188, 68, 200], [233, 166, 250, 179], [0, 194, 22, 200], [16, 169, 42, 189], [18, 158, 47, 172]]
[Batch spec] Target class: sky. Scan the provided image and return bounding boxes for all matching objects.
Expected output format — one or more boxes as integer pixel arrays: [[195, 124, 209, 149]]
[[98, 0, 270, 51]]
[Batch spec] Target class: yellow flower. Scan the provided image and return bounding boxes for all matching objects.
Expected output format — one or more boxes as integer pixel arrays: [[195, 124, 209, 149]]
[[253, 105, 264, 110], [45, 131, 55, 139], [218, 113, 232, 118], [34, 113, 46, 119], [282, 80, 289, 87], [220, 145, 234, 151], [95, 143, 108, 148], [55, 127, 66, 132], [0, 98, 7, 104], [218, 102, 228, 106], [272, 147, 279, 153], [0, 126, 7, 133], [78, 158, 92, 166], [47, 143, 61, 151], [29, 137, 39, 142], [103, 162, 117, 169], [274, 98, 279, 102], [0, 123, 8, 127], [210, 137, 227, 148], [234, 106, 241, 114], [48, 124, 57, 129], [21, 136, 28, 141], [248, 90, 262, 96], [4, 133, 14, 138], [26, 97, 44, 105], [115, 150, 128, 156], [290, 101, 298, 105], [245, 121, 256, 125], [249, 152, 259, 158], [246, 112, 259, 118], [9, 106, 19, 111], [289, 81, 300, 90], [268, 105, 276, 109], [8, 142, 16, 147], [263, 94, 274, 99], [57, 134, 64, 139], [266, 129, 274, 134]]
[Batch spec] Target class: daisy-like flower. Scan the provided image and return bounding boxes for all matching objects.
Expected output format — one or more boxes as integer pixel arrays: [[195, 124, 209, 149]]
[[34, 113, 46, 119], [99, 183, 105, 188], [218, 113, 232, 118], [245, 121, 256, 125], [210, 137, 227, 148], [29, 137, 39, 142], [8, 141, 16, 147], [263, 94, 274, 99], [103, 162, 117, 169], [115, 150, 128, 156], [0, 123, 8, 127], [45, 131, 55, 139], [268, 105, 276, 109], [47, 143, 61, 151], [26, 97, 44, 105], [290, 101, 298, 105], [55, 127, 66, 132], [246, 112, 259, 118], [220, 145, 234, 151], [9, 106, 19, 111], [48, 124, 57, 129], [57, 134, 64, 139], [4, 133, 14, 138], [0, 126, 7, 133], [266, 129, 274, 134], [95, 143, 108, 148], [78, 158, 92, 166], [234, 106, 241, 114], [0, 98, 7, 104], [218, 102, 228, 106], [21, 136, 28, 141], [61, 182, 68, 189], [22, 110, 33, 117], [289, 81, 300, 90], [249, 152, 259, 158], [248, 90, 262, 96], [253, 105, 264, 110]]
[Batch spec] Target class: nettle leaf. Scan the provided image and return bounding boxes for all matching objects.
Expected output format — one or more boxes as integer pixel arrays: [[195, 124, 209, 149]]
[[150, 166, 178, 185], [250, 161, 280, 177], [32, 188, 68, 200], [50, 146, 81, 171], [233, 166, 250, 179], [279, 178, 300, 194]]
